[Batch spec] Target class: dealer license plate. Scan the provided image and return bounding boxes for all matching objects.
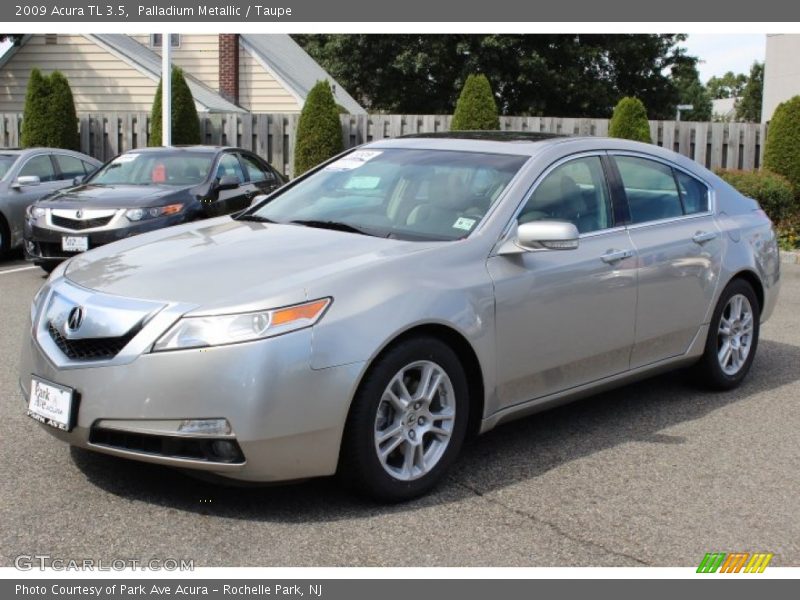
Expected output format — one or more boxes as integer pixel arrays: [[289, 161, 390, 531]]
[[61, 236, 88, 252], [27, 376, 76, 431]]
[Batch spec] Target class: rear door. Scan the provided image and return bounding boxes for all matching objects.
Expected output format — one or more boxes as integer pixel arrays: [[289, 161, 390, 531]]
[[610, 153, 722, 368]]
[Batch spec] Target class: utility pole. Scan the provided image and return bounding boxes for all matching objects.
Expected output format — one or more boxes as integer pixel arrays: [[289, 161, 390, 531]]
[[162, 33, 172, 146]]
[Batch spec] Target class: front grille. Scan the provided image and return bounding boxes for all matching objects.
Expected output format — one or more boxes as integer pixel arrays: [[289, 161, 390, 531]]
[[47, 321, 138, 360], [89, 428, 245, 464], [51, 215, 114, 230]]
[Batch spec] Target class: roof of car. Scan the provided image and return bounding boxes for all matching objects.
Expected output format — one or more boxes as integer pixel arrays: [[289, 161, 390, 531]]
[[120, 146, 235, 154], [401, 131, 566, 143]]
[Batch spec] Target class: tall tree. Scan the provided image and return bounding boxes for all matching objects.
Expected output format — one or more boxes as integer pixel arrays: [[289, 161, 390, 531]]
[[671, 62, 712, 121], [149, 66, 201, 146], [294, 34, 694, 119], [736, 62, 764, 123], [707, 71, 748, 99]]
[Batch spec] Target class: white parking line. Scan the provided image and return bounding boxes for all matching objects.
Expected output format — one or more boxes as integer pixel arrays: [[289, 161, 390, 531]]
[[0, 265, 37, 275]]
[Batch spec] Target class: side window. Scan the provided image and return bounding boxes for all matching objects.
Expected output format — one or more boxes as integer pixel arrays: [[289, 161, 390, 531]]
[[82, 161, 98, 176], [674, 171, 709, 214], [239, 154, 274, 183], [19, 155, 56, 182], [55, 155, 86, 179], [518, 156, 613, 234], [615, 156, 683, 224], [215, 154, 244, 183]]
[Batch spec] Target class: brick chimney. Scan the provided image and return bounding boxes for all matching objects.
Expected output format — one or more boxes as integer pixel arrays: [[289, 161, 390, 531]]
[[218, 34, 239, 104]]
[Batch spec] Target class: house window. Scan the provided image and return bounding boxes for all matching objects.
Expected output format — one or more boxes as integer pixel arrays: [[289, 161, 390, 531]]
[[150, 34, 180, 48], [44, 34, 57, 45]]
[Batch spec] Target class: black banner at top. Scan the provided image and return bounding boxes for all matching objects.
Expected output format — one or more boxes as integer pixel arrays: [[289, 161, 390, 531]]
[[1, 0, 799, 22]]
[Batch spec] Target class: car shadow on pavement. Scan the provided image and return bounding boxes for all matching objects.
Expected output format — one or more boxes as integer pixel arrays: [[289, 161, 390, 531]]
[[71, 338, 800, 521]]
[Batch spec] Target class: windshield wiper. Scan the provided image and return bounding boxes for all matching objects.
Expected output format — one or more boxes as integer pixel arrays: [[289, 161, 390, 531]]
[[235, 214, 279, 223], [288, 219, 375, 236]]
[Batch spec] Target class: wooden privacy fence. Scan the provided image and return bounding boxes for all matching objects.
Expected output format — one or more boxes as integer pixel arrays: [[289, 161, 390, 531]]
[[1, 112, 768, 179]]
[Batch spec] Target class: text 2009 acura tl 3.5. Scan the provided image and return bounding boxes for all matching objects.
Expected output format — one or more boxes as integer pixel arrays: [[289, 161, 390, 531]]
[[21, 133, 780, 501]]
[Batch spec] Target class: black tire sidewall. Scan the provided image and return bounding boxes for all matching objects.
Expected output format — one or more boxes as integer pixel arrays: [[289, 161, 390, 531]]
[[701, 279, 760, 390], [341, 336, 470, 502]]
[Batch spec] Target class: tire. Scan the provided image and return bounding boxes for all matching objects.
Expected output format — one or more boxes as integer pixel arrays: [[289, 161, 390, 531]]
[[693, 279, 760, 390], [0, 216, 9, 260], [339, 336, 470, 502], [39, 263, 58, 274]]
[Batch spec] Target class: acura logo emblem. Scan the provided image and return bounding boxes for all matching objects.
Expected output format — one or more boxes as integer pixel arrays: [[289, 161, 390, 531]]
[[66, 306, 84, 331], [75, 210, 83, 219]]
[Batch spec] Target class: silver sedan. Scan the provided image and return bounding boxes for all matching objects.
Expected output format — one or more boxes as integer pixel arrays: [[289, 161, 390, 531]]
[[20, 133, 780, 501]]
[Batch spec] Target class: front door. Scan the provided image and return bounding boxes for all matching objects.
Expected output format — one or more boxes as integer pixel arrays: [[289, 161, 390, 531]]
[[488, 154, 638, 409]]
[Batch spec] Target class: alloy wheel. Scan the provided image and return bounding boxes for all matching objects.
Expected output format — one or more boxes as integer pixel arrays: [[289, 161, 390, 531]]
[[717, 293, 754, 376]]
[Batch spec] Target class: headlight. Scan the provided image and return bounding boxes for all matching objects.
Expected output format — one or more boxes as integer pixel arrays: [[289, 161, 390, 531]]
[[26, 205, 46, 219], [126, 203, 183, 221], [152, 298, 331, 352]]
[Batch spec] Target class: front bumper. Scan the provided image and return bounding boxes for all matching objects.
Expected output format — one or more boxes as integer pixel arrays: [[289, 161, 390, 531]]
[[19, 316, 365, 482], [23, 214, 186, 263]]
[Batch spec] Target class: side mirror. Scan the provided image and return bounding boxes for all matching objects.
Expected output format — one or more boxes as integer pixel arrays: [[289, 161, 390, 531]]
[[249, 193, 268, 207], [216, 175, 240, 191], [498, 220, 579, 255], [12, 175, 41, 189], [72, 175, 85, 186]]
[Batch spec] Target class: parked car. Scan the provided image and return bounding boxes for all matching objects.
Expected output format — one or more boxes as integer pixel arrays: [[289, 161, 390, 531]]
[[21, 133, 780, 501], [23, 146, 286, 272], [0, 148, 101, 258]]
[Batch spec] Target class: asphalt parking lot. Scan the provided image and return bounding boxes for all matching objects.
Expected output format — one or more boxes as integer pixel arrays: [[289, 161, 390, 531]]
[[1, 253, 798, 568]]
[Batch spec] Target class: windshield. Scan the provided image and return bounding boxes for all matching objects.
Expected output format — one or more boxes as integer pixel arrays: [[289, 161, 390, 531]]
[[0, 155, 18, 181], [88, 152, 214, 186], [247, 148, 528, 241]]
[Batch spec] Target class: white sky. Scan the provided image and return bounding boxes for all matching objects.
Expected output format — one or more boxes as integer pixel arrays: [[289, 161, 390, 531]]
[[1, 33, 767, 84], [681, 34, 766, 82]]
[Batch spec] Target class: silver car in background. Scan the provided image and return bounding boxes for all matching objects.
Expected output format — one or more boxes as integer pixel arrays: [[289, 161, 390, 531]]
[[20, 133, 780, 501], [0, 148, 101, 257]]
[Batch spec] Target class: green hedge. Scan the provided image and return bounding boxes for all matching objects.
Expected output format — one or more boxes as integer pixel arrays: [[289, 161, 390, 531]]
[[294, 80, 343, 176], [21, 69, 79, 150], [608, 97, 652, 143], [451, 74, 499, 131], [149, 66, 201, 146], [764, 95, 800, 193], [717, 168, 799, 249]]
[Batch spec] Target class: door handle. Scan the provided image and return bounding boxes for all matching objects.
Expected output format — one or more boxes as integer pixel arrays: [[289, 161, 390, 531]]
[[601, 249, 634, 264], [692, 231, 718, 245]]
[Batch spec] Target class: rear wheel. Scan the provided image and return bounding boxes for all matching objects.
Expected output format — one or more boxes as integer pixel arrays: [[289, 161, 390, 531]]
[[339, 336, 469, 501], [693, 279, 760, 390]]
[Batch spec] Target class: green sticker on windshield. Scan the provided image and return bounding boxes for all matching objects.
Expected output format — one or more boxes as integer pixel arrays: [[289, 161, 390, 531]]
[[453, 217, 476, 231]]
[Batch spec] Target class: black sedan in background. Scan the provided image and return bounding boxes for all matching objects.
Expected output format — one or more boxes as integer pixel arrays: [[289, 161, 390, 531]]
[[24, 146, 285, 272]]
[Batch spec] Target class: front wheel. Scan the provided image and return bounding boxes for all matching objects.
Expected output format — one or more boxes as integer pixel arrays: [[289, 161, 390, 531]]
[[339, 336, 469, 502], [693, 279, 760, 390]]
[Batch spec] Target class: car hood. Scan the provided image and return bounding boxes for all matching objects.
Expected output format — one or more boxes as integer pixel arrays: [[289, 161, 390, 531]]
[[65, 218, 437, 311], [37, 184, 191, 209]]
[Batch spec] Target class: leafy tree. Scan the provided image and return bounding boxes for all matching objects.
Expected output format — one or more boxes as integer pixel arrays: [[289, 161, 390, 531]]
[[149, 66, 201, 146], [451, 74, 499, 130], [20, 69, 51, 148], [294, 34, 695, 119], [764, 95, 800, 192], [609, 97, 652, 143], [707, 71, 748, 99], [294, 81, 343, 176], [671, 62, 712, 121], [47, 71, 79, 150], [736, 62, 764, 123]]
